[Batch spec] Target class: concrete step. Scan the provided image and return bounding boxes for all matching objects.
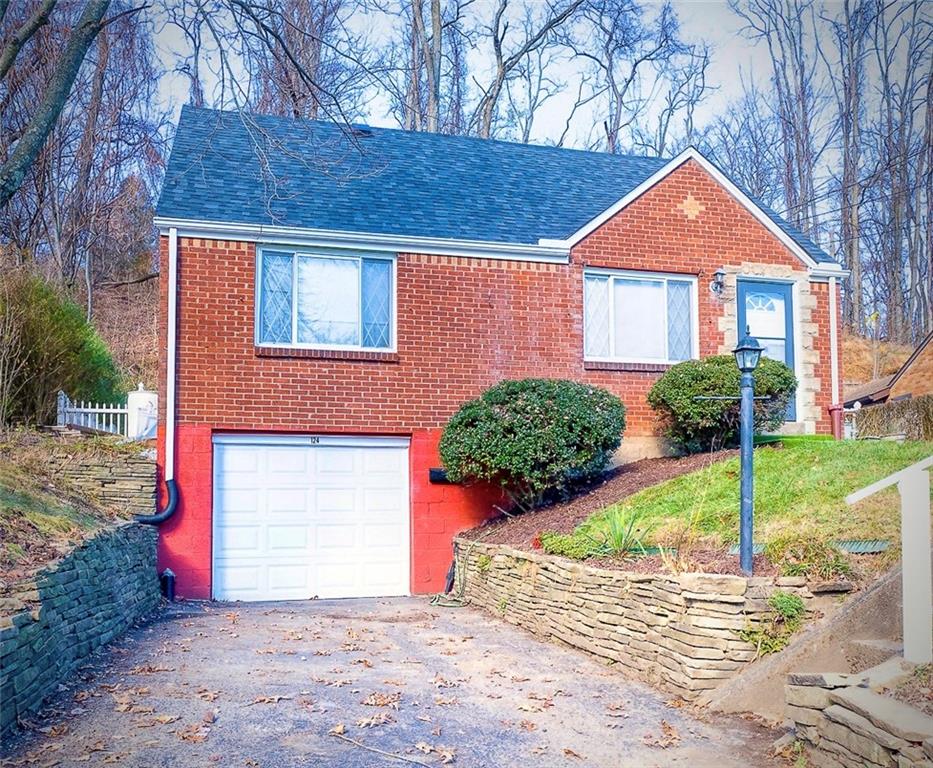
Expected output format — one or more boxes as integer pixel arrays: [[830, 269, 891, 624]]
[[844, 638, 903, 674]]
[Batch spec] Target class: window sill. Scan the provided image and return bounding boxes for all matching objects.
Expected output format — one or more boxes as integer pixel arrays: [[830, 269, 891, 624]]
[[255, 346, 399, 363], [584, 360, 672, 373]]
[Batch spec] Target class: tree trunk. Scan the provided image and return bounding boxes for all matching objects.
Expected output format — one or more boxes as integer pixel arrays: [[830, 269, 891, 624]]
[[0, 0, 110, 208]]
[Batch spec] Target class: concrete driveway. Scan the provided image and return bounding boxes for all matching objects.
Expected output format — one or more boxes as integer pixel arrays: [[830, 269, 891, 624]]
[[1, 598, 781, 767]]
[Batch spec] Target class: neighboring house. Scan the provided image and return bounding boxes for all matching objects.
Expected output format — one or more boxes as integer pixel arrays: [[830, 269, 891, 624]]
[[843, 375, 893, 409], [843, 331, 933, 409], [154, 106, 846, 601]]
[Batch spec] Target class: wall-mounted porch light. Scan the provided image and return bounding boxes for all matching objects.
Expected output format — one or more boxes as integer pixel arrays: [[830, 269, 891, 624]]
[[709, 268, 726, 297]]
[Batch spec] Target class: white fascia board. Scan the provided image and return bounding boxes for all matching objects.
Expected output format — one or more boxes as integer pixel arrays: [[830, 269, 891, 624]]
[[153, 217, 570, 264], [538, 147, 837, 274]]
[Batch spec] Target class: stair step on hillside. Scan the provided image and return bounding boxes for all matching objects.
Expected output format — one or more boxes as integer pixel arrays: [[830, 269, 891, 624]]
[[845, 638, 903, 673]]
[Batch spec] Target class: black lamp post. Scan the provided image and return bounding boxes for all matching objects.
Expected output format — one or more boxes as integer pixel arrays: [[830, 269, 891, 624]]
[[734, 327, 763, 575]]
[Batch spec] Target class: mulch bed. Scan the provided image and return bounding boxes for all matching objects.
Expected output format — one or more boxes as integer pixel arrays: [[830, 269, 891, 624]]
[[461, 450, 737, 549]]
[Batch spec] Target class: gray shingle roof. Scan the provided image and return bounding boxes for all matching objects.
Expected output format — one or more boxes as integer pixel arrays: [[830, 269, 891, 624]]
[[156, 106, 836, 264]]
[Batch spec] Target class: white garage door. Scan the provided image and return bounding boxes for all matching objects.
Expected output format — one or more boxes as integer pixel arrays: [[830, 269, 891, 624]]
[[212, 434, 410, 601]]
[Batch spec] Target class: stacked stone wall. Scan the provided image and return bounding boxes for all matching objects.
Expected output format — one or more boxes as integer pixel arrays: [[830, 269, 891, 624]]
[[787, 671, 933, 768], [46, 446, 156, 518], [0, 523, 160, 738], [455, 539, 812, 700]]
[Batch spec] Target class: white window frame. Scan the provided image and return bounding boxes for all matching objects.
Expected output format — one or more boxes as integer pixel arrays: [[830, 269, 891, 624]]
[[583, 268, 700, 365], [255, 246, 398, 353]]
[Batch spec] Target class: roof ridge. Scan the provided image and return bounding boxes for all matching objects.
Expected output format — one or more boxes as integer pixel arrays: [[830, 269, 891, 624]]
[[177, 104, 670, 165]]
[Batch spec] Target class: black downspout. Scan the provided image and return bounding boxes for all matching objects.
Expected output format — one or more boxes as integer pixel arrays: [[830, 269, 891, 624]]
[[135, 478, 178, 525]]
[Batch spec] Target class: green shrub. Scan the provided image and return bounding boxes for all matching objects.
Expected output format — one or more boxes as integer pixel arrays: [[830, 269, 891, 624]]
[[738, 590, 806, 657], [539, 531, 599, 560], [439, 379, 625, 509], [539, 509, 649, 561], [647, 355, 797, 452], [0, 268, 123, 425]]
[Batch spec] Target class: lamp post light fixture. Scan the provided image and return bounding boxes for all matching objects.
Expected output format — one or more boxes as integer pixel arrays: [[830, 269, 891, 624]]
[[734, 327, 763, 575]]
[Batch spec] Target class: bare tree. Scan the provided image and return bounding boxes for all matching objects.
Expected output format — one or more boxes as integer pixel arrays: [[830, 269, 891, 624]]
[[731, 0, 827, 237], [819, 0, 874, 331], [699, 85, 785, 209], [468, 0, 582, 139], [632, 42, 711, 156], [565, 0, 684, 154], [0, 0, 113, 207]]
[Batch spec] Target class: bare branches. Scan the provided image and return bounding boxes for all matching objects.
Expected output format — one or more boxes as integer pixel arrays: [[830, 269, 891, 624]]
[[469, 0, 582, 139], [0, 0, 110, 208], [0, 0, 56, 81]]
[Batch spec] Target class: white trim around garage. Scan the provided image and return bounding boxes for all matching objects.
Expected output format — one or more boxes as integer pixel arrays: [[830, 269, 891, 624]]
[[212, 433, 411, 449]]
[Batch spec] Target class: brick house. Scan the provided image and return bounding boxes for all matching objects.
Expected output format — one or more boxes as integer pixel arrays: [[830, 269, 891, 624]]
[[153, 106, 846, 601]]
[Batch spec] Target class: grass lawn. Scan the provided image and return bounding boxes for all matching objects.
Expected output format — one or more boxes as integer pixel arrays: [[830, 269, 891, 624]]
[[572, 439, 933, 554]]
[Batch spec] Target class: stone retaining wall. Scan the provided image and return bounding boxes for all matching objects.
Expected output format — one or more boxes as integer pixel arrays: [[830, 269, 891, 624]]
[[0, 523, 160, 738], [46, 445, 156, 517], [455, 539, 812, 700], [787, 666, 933, 768]]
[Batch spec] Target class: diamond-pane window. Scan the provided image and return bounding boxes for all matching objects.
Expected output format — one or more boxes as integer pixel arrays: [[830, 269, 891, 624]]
[[584, 275, 610, 357], [259, 251, 293, 344], [584, 270, 695, 363], [362, 259, 391, 348], [258, 251, 393, 350], [667, 280, 693, 361]]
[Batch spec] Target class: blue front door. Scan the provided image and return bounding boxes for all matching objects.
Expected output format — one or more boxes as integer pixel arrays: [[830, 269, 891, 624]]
[[737, 280, 796, 421]]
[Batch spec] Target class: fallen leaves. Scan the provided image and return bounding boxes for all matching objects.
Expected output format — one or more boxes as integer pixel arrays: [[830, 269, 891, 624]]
[[643, 720, 681, 749], [129, 664, 174, 675], [177, 723, 209, 743], [248, 694, 292, 705], [414, 742, 456, 764], [563, 748, 584, 759], [197, 688, 220, 702], [432, 674, 458, 689], [329, 723, 347, 736], [361, 691, 401, 710], [356, 712, 394, 728]]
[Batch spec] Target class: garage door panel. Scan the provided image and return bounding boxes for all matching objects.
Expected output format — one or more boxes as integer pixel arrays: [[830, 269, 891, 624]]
[[267, 526, 308, 550], [267, 487, 309, 513], [267, 563, 309, 590], [213, 436, 409, 601], [317, 449, 355, 474], [316, 523, 356, 549], [267, 446, 312, 475], [217, 525, 261, 552], [214, 564, 262, 593]]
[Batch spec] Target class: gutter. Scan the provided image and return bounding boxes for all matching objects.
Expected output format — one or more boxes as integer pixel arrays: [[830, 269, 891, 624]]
[[151, 217, 570, 264], [137, 226, 179, 525]]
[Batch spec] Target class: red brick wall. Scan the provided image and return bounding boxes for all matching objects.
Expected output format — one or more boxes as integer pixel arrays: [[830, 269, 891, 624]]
[[156, 159, 839, 596]]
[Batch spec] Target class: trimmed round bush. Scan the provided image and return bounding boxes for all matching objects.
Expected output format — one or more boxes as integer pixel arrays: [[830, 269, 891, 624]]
[[439, 379, 626, 509], [647, 355, 797, 452]]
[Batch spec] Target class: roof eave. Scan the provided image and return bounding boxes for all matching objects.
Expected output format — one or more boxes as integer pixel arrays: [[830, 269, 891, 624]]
[[152, 217, 571, 264]]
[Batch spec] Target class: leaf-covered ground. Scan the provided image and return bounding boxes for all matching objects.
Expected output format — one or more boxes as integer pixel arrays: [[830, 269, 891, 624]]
[[0, 598, 783, 767]]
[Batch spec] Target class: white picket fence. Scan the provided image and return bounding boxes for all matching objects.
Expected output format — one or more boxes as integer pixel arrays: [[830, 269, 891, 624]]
[[56, 385, 157, 440]]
